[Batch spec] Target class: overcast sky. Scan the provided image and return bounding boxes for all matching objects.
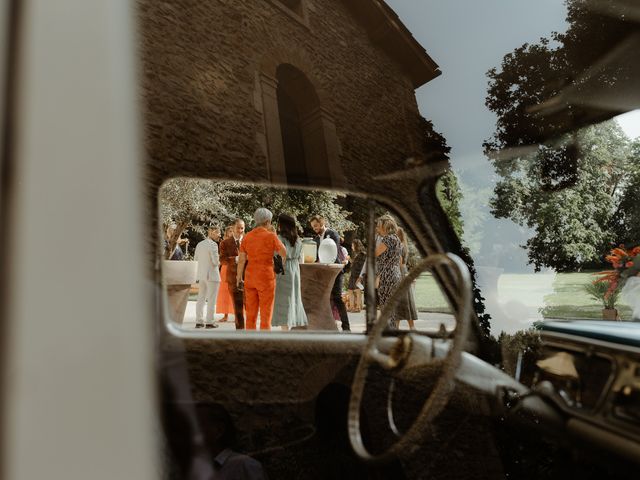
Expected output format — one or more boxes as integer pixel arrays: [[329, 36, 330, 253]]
[[384, 0, 640, 185]]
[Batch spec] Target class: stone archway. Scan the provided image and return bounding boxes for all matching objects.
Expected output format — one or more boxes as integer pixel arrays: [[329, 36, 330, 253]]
[[277, 64, 330, 185], [257, 57, 343, 188]]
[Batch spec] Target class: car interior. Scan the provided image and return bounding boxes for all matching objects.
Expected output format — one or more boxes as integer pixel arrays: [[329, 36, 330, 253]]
[[1, 1, 639, 479]]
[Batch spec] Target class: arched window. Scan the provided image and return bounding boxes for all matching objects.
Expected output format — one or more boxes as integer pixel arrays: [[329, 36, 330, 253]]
[[276, 64, 324, 185], [259, 64, 343, 187]]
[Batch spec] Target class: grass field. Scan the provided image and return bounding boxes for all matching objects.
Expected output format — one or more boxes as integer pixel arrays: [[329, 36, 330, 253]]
[[540, 272, 632, 320], [413, 274, 451, 313], [414, 271, 634, 320], [188, 272, 634, 320]]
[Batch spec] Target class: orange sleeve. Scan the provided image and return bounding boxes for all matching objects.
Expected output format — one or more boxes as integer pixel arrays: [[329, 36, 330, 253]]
[[240, 235, 248, 255]]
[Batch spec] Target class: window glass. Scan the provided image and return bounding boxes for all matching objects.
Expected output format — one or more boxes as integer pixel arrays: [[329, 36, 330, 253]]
[[159, 179, 452, 334]]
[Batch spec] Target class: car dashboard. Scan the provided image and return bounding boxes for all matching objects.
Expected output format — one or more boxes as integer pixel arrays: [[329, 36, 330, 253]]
[[536, 321, 640, 460]]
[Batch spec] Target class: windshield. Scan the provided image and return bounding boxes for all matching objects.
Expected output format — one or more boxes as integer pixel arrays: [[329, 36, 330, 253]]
[[145, 1, 640, 478], [387, 0, 640, 334]]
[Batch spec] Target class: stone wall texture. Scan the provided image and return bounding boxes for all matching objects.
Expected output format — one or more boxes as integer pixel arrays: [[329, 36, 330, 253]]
[[139, 0, 429, 195]]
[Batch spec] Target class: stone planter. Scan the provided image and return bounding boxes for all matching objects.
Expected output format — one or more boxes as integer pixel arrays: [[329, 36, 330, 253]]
[[602, 308, 619, 321], [163, 260, 198, 324], [299, 263, 344, 330]]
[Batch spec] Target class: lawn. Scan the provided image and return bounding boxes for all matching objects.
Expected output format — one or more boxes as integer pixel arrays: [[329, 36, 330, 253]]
[[189, 271, 634, 320], [540, 272, 632, 320], [415, 271, 635, 321], [413, 274, 451, 313]]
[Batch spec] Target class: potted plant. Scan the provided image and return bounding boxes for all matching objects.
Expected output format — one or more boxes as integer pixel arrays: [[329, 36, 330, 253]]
[[594, 245, 640, 321], [584, 280, 620, 320]]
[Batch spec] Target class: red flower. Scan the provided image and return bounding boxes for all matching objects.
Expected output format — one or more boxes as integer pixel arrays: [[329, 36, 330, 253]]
[[596, 244, 640, 298]]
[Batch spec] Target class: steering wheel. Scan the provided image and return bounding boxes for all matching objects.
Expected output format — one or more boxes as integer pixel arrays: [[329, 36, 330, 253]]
[[348, 253, 472, 464]]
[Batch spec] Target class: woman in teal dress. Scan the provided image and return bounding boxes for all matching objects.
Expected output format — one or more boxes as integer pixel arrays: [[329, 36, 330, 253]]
[[272, 213, 308, 330]]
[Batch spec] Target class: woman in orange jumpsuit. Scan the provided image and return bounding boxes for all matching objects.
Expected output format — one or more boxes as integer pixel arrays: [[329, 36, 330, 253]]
[[237, 208, 286, 330]]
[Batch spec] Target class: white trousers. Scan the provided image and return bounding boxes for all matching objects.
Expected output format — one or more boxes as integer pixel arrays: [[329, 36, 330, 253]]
[[196, 280, 220, 323]]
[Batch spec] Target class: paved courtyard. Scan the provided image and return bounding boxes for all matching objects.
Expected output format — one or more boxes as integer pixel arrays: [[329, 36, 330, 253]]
[[181, 300, 455, 333]]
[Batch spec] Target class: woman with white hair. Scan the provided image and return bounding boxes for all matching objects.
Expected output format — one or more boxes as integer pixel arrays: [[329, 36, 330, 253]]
[[237, 208, 287, 330]]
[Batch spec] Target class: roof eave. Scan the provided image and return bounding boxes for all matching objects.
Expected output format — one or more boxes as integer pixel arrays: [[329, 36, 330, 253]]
[[343, 0, 442, 89]]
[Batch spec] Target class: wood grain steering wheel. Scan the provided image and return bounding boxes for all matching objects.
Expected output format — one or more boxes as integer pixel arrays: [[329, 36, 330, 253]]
[[348, 253, 472, 464]]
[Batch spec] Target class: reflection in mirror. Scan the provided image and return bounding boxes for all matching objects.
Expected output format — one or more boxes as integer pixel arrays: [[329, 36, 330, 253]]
[[158, 179, 454, 334], [159, 179, 355, 332]]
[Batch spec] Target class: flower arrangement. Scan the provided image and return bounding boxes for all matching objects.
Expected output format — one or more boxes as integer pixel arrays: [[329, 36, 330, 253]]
[[595, 245, 640, 298]]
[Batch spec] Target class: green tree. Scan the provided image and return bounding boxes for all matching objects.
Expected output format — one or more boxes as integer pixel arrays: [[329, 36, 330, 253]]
[[612, 139, 640, 246], [159, 179, 355, 259], [228, 185, 355, 235], [485, 0, 634, 156], [437, 170, 464, 240], [159, 178, 244, 258], [419, 116, 465, 240], [484, 0, 637, 270], [489, 121, 633, 271]]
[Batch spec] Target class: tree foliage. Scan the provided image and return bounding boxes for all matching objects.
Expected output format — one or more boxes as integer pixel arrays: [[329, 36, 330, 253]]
[[613, 139, 640, 246], [159, 178, 245, 258], [226, 185, 354, 235], [485, 0, 634, 155], [437, 170, 464, 240], [490, 122, 635, 271], [159, 178, 355, 257], [484, 0, 638, 271]]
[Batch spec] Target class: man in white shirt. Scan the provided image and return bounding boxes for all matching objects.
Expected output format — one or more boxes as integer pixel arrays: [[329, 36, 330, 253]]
[[194, 225, 221, 328]]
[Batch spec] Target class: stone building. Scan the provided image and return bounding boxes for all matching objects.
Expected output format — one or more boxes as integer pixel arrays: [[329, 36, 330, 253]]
[[140, 0, 441, 192]]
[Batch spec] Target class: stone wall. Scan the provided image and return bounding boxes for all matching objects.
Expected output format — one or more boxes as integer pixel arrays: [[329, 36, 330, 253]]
[[138, 0, 426, 192]]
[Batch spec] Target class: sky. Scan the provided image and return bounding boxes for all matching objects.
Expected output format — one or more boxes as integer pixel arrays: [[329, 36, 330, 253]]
[[384, 0, 640, 186]]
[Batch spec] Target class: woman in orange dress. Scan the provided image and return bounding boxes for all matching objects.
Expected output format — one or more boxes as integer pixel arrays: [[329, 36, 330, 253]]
[[216, 226, 235, 322]]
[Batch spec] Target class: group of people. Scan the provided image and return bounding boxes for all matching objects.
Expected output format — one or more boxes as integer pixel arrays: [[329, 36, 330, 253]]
[[170, 209, 417, 331], [188, 209, 324, 331]]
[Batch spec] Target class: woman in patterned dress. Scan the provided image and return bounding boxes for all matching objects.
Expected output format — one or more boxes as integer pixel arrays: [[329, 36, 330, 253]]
[[216, 226, 234, 322], [375, 215, 402, 329]]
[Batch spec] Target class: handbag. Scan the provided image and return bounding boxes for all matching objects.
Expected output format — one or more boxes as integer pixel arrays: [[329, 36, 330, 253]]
[[273, 254, 285, 275]]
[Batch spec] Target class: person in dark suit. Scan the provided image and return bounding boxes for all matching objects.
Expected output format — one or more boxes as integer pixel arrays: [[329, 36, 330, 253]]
[[219, 218, 246, 329], [310, 215, 351, 332]]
